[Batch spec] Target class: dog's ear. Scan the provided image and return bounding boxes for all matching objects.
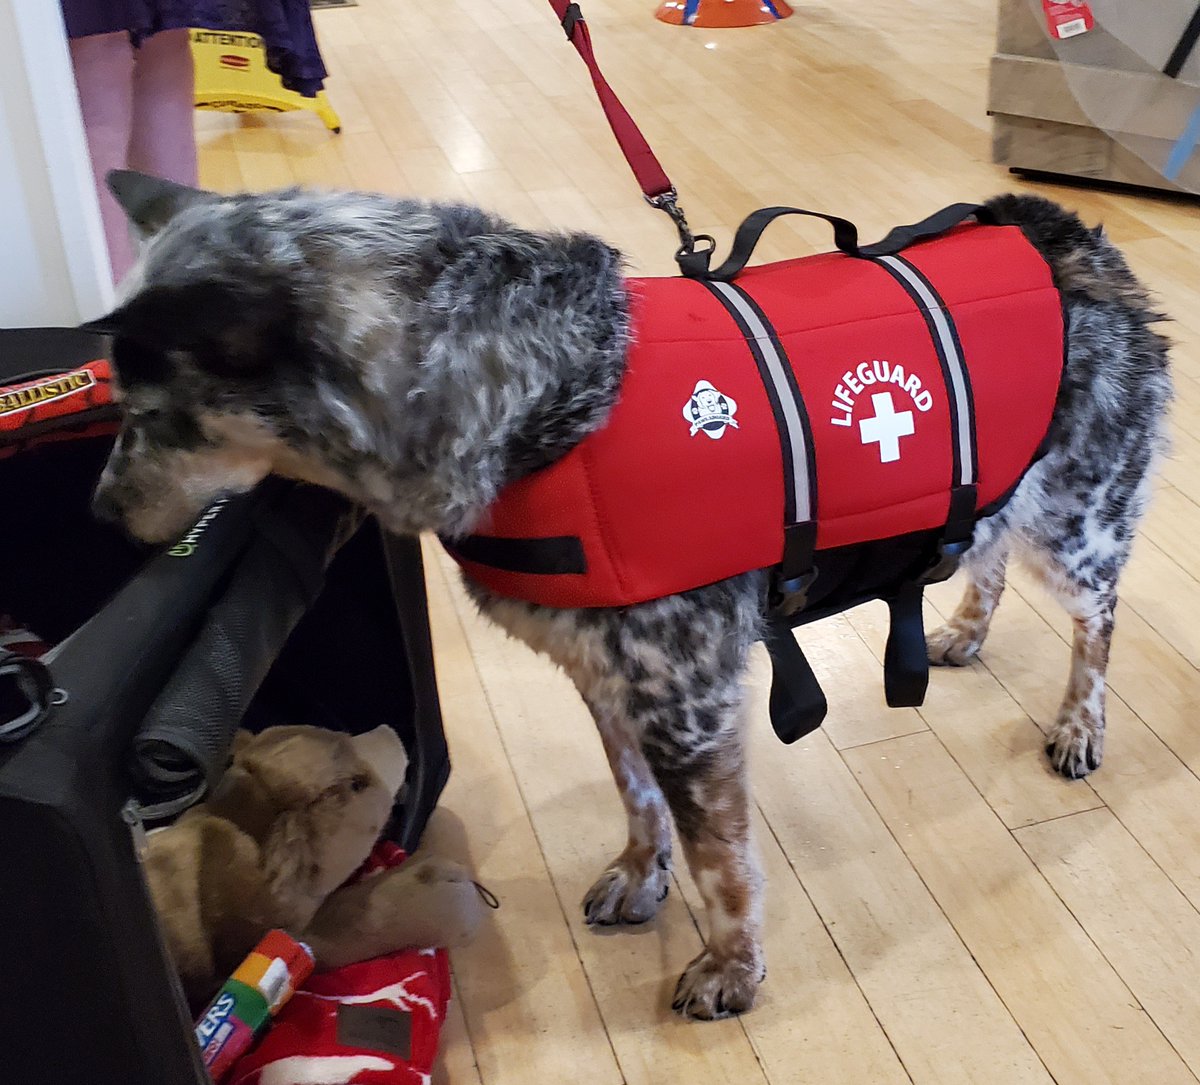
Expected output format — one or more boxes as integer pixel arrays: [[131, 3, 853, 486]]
[[106, 170, 217, 239]]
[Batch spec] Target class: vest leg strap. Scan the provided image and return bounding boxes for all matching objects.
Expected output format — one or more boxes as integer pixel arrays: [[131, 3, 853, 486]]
[[764, 619, 828, 744], [884, 581, 930, 708], [923, 483, 978, 585]]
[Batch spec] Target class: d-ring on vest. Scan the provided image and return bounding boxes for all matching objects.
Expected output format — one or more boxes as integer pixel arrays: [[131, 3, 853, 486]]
[[443, 3, 1066, 743]]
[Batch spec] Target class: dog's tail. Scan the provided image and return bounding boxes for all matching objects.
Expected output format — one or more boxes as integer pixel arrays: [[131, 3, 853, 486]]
[[982, 193, 1163, 320]]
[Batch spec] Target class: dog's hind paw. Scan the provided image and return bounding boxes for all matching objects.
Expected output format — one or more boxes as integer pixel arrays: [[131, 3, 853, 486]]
[[926, 622, 984, 666], [583, 850, 670, 926], [671, 948, 764, 1021], [1046, 717, 1104, 780]]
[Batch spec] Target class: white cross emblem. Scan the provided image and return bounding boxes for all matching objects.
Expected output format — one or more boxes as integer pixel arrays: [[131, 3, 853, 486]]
[[858, 392, 914, 463]]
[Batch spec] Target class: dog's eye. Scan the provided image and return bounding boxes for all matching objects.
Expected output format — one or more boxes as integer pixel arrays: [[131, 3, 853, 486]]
[[349, 772, 372, 793]]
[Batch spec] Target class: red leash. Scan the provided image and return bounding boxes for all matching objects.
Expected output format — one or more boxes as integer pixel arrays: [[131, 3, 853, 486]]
[[549, 1, 710, 260]]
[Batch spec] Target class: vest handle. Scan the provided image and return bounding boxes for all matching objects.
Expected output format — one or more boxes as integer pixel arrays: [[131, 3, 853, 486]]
[[682, 202, 993, 282]]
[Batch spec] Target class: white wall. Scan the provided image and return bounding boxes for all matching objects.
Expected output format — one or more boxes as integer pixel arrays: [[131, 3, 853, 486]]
[[0, 0, 113, 329]]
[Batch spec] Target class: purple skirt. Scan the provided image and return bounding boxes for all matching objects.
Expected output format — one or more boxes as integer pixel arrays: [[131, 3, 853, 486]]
[[61, 0, 328, 96]]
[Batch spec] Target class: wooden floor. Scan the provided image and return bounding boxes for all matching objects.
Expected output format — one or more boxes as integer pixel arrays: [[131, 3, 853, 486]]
[[198, 1, 1200, 1081]]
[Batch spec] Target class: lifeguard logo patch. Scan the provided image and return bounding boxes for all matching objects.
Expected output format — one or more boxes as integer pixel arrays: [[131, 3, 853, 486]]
[[829, 359, 934, 462], [684, 380, 739, 440]]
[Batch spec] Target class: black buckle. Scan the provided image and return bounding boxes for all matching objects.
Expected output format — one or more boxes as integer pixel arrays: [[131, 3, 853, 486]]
[[922, 484, 977, 584], [561, 3, 583, 38], [771, 567, 818, 618], [922, 535, 973, 585]]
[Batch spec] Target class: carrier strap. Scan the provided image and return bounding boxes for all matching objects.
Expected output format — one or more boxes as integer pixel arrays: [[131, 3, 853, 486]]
[[687, 202, 991, 281]]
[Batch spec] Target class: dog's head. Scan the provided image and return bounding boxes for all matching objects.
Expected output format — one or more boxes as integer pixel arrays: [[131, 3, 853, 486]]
[[87, 171, 455, 542], [206, 724, 409, 921], [88, 173, 298, 541]]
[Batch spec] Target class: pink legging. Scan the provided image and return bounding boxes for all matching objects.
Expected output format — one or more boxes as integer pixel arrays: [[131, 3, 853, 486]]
[[69, 28, 198, 284]]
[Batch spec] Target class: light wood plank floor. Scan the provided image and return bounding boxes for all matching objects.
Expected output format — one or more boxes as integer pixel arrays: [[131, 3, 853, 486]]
[[197, 1, 1200, 1080]]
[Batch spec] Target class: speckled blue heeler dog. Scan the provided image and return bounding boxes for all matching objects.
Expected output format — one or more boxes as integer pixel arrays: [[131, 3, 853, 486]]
[[90, 171, 1171, 1020]]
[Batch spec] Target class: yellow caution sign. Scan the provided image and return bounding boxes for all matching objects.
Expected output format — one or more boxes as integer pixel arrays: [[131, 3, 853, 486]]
[[190, 29, 340, 132]]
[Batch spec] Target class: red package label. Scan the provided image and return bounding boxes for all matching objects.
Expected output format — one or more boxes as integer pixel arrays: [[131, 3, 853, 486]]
[[1042, 1, 1094, 39]]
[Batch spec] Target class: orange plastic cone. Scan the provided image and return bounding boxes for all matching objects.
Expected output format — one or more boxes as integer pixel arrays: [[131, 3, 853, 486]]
[[655, 0, 792, 28]]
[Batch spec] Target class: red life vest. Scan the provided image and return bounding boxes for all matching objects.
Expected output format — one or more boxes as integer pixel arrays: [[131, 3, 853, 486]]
[[447, 219, 1064, 612]]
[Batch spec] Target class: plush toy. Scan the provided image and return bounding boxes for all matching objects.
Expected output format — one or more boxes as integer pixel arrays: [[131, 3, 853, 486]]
[[143, 725, 485, 1011]]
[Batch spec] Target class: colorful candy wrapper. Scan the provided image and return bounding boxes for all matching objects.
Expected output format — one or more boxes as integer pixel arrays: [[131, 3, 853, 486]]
[[195, 930, 315, 1081]]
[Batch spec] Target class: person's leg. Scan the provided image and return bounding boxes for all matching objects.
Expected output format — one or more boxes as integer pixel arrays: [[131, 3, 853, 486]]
[[129, 28, 198, 188], [68, 32, 135, 283]]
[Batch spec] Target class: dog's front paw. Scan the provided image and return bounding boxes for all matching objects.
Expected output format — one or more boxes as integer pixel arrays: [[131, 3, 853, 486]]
[[583, 850, 670, 926], [926, 621, 984, 666], [1046, 715, 1104, 779], [671, 948, 764, 1021]]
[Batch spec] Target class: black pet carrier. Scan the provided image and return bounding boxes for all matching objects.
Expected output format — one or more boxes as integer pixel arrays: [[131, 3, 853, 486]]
[[0, 328, 451, 1085]]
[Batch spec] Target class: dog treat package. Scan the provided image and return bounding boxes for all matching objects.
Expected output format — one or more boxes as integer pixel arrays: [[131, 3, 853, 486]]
[[229, 843, 452, 1085]]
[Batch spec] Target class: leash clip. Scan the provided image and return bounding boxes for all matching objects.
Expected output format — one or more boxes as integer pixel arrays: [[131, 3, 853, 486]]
[[647, 188, 715, 277]]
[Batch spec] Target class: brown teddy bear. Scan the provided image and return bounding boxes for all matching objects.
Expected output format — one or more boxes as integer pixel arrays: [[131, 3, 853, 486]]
[[142, 724, 485, 1009]]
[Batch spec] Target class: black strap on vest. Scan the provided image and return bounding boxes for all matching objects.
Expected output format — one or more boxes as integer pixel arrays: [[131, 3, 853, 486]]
[[701, 279, 819, 613], [884, 582, 930, 708], [446, 533, 587, 576], [870, 252, 980, 582], [764, 620, 828, 742], [681, 202, 989, 282], [708, 202, 989, 738], [1165, 6, 1200, 78]]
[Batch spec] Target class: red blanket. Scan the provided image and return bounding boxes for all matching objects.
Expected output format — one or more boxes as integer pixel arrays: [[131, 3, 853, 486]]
[[229, 844, 452, 1085]]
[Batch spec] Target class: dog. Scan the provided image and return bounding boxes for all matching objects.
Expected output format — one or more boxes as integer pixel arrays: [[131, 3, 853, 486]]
[[88, 170, 1171, 1020]]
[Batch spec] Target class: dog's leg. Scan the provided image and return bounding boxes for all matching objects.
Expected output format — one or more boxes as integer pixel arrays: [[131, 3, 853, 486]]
[[642, 699, 765, 1020], [474, 576, 766, 1016], [1010, 464, 1141, 779], [927, 543, 1009, 666], [1046, 587, 1115, 779], [579, 700, 673, 926]]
